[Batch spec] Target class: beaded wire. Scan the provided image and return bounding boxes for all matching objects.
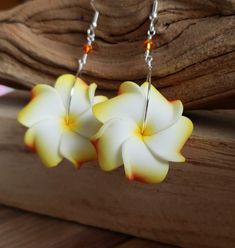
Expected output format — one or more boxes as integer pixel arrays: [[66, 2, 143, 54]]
[[142, 0, 158, 132], [66, 0, 99, 123], [66, 0, 158, 128]]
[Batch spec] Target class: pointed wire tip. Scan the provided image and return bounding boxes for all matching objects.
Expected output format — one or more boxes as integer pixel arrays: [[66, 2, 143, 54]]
[[91, 0, 98, 12]]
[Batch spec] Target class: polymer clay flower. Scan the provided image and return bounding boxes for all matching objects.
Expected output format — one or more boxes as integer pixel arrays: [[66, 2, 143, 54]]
[[93, 81, 193, 184], [18, 74, 107, 168]]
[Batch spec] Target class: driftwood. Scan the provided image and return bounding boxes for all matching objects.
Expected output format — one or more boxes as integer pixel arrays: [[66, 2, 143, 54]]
[[0, 0, 234, 109], [0, 91, 235, 248], [0, 1, 22, 10]]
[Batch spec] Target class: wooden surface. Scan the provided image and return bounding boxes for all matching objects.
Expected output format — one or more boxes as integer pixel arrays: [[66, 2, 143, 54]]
[[0, 91, 235, 248], [0, 204, 177, 248], [0, 0, 234, 109], [0, 0, 23, 10]]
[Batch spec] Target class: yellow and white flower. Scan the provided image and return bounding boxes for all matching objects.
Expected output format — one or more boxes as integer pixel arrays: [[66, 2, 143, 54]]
[[18, 74, 107, 168], [93, 81, 193, 184]]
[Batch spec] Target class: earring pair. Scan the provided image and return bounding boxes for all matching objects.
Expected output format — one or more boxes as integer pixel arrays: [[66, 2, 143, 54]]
[[18, 0, 193, 184]]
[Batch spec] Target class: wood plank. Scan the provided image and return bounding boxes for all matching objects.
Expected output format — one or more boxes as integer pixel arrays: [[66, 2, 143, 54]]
[[0, 204, 130, 248], [116, 238, 179, 248], [0, 211, 86, 248], [0, 91, 235, 248], [0, 205, 24, 224], [49, 228, 130, 248], [0, 204, 176, 248]]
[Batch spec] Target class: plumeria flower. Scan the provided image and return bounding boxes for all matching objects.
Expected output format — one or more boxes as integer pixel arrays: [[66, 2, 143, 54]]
[[18, 74, 107, 168], [92, 81, 193, 184]]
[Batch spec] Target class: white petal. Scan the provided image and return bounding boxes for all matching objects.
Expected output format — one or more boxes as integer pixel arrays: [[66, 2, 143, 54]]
[[77, 108, 103, 138], [92, 118, 137, 171], [24, 126, 36, 152], [88, 83, 97, 102], [94, 95, 108, 105], [141, 83, 183, 134], [144, 116, 193, 162], [24, 119, 63, 167], [118, 81, 143, 95], [60, 131, 96, 167], [18, 84, 65, 127], [122, 136, 169, 184], [54, 74, 91, 115], [93, 81, 145, 125]]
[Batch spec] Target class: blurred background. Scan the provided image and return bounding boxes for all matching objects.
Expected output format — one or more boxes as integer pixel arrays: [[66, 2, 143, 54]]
[[0, 1, 24, 96], [0, 0, 23, 10]]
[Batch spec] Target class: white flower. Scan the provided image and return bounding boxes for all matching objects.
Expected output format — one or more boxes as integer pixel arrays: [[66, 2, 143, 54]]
[[92, 81, 193, 183], [18, 74, 107, 167]]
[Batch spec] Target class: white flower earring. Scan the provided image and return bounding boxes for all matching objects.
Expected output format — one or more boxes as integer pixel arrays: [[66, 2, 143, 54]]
[[18, 0, 107, 168], [92, 0, 193, 184]]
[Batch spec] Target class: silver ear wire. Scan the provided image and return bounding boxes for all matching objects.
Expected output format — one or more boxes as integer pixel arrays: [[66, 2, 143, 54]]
[[66, 0, 100, 123], [91, 0, 99, 27], [142, 0, 158, 132]]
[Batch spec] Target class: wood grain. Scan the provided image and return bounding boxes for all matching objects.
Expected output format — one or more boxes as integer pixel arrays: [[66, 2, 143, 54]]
[[0, 205, 130, 248], [0, 0, 23, 10], [0, 204, 179, 248], [116, 239, 178, 248], [0, 91, 234, 248], [0, 0, 234, 109]]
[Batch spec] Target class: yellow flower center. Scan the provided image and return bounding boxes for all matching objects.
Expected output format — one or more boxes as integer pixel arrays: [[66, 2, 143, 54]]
[[133, 122, 154, 139], [61, 114, 78, 132], [133, 127, 146, 140]]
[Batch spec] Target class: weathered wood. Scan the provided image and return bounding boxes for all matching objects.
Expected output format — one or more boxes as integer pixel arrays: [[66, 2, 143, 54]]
[[0, 0, 23, 10], [0, 91, 235, 248], [0, 0, 234, 109]]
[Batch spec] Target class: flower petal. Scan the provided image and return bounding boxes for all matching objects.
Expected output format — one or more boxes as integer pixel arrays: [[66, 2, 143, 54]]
[[92, 118, 137, 171], [88, 83, 97, 102], [93, 81, 145, 124], [76, 108, 103, 138], [18, 84, 64, 127], [24, 126, 36, 152], [74, 84, 108, 137], [60, 131, 96, 167], [54, 74, 91, 115], [144, 116, 193, 162], [141, 83, 183, 134], [122, 136, 169, 184], [118, 81, 143, 95], [94, 95, 108, 105], [24, 119, 63, 167]]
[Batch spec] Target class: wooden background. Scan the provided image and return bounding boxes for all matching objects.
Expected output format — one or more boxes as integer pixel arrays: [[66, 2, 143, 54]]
[[0, 1, 235, 248], [0, 91, 235, 248], [0, 0, 22, 10], [0, 0, 234, 109], [0, 204, 178, 248]]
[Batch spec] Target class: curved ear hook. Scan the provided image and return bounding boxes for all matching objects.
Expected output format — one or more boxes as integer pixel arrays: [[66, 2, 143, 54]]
[[90, 0, 99, 28], [66, 0, 100, 122], [142, 0, 159, 132], [90, 0, 98, 12]]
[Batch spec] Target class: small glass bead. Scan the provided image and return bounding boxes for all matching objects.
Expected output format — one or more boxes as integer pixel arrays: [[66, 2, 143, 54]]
[[83, 44, 93, 54], [144, 39, 154, 51]]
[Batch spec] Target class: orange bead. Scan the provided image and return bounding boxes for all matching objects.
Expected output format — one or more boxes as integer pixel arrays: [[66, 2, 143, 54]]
[[144, 39, 154, 51], [83, 44, 93, 54]]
